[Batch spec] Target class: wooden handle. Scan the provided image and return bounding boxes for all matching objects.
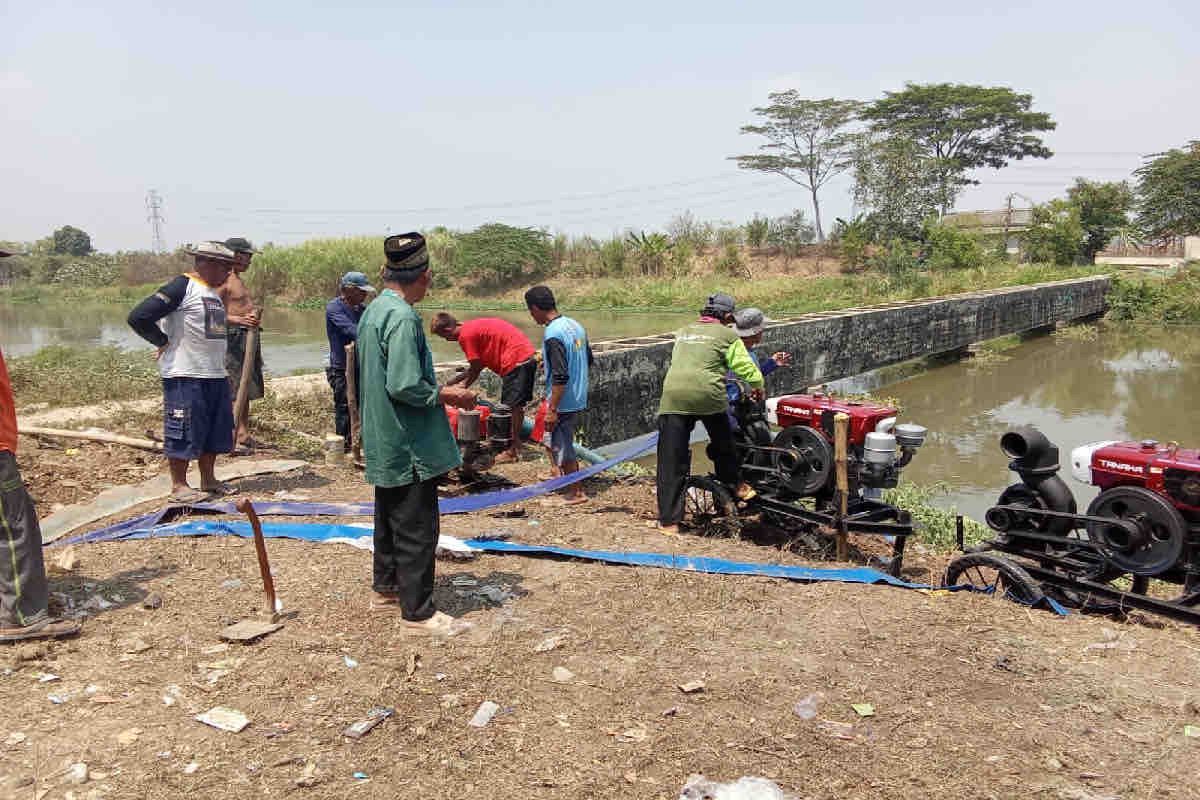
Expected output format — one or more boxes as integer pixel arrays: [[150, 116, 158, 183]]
[[234, 324, 261, 434], [833, 412, 850, 561], [236, 498, 277, 616], [344, 343, 361, 460]]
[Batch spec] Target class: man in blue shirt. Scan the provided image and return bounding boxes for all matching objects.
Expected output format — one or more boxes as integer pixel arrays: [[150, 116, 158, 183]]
[[525, 285, 593, 505], [325, 272, 375, 450]]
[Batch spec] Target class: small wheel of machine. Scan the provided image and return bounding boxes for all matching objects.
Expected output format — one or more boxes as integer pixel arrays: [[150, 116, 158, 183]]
[[772, 426, 833, 496], [1085, 486, 1187, 577], [944, 553, 1046, 606], [681, 475, 740, 537]]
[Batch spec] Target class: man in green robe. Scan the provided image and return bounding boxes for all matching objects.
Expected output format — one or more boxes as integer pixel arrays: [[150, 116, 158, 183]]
[[357, 232, 477, 633]]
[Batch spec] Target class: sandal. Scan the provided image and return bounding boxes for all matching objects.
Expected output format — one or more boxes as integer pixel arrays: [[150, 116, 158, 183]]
[[0, 617, 81, 643], [200, 481, 238, 497], [168, 487, 210, 505]]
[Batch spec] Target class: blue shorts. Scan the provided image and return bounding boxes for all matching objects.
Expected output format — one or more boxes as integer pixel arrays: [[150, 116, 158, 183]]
[[163, 377, 234, 460], [549, 411, 580, 466]]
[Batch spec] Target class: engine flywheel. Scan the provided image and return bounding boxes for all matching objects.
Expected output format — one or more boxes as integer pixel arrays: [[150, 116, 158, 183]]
[[1085, 486, 1187, 576]]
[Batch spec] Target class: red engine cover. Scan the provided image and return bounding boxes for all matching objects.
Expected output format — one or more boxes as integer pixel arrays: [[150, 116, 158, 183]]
[[1091, 441, 1200, 512], [444, 405, 491, 439], [774, 394, 898, 445]]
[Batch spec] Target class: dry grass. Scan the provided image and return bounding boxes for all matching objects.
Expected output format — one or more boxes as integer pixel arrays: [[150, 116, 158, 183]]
[[4, 450, 1200, 799]]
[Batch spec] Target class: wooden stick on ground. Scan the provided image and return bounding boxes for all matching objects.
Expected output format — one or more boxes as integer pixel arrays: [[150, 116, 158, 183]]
[[233, 322, 262, 445], [344, 342, 361, 461], [833, 412, 850, 562], [236, 498, 278, 619], [18, 425, 163, 452]]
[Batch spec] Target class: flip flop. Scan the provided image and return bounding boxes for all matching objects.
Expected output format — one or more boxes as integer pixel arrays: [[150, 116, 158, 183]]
[[0, 617, 81, 643], [401, 611, 473, 637], [200, 481, 238, 497], [168, 487, 210, 505]]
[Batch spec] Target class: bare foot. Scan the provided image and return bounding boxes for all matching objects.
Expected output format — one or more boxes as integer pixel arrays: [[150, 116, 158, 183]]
[[734, 482, 757, 501], [493, 451, 520, 464], [369, 592, 401, 612]]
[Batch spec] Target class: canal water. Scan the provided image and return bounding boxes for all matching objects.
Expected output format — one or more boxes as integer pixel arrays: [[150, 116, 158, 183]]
[[5, 302, 1197, 524], [0, 301, 692, 375], [632, 326, 1200, 523]]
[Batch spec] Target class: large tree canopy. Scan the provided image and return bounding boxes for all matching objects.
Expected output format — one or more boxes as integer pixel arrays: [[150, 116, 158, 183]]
[[1134, 140, 1200, 241], [852, 135, 958, 241], [731, 94, 862, 241], [861, 83, 1055, 209]]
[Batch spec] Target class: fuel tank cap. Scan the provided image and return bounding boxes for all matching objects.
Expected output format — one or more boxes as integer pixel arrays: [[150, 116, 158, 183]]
[[1141, 439, 1159, 451]]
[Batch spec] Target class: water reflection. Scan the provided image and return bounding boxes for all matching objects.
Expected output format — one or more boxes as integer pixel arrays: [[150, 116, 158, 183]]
[[889, 328, 1200, 520]]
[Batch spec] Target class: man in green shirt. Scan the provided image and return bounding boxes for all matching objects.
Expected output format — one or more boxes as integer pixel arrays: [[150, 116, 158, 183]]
[[358, 232, 477, 633], [656, 293, 764, 533]]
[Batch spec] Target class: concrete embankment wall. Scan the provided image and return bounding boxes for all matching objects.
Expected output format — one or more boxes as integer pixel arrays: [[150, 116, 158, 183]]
[[440, 276, 1110, 447]]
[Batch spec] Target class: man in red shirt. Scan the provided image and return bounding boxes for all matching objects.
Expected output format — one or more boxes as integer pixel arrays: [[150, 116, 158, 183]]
[[432, 313, 536, 463], [0, 346, 81, 642]]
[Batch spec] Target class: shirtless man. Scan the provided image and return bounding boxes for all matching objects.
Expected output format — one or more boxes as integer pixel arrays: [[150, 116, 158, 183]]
[[219, 237, 263, 453]]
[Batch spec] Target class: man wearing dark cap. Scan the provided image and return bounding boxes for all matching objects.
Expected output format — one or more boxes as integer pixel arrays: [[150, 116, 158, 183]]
[[358, 233, 477, 633], [218, 237, 263, 454], [325, 271, 375, 450], [655, 293, 764, 534]]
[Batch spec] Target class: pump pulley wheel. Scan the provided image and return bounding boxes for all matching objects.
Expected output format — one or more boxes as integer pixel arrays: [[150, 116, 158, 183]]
[[1085, 486, 1187, 576], [772, 426, 833, 496]]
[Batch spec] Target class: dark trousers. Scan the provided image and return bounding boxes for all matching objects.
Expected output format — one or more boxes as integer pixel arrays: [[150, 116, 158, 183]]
[[0, 451, 49, 628], [656, 412, 739, 525], [373, 476, 440, 621], [326, 367, 350, 447]]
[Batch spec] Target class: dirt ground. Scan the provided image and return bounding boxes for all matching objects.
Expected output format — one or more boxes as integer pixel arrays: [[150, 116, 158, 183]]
[[3, 438, 1200, 800]]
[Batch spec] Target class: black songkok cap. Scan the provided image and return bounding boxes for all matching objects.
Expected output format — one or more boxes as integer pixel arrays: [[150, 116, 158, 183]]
[[383, 232, 429, 274]]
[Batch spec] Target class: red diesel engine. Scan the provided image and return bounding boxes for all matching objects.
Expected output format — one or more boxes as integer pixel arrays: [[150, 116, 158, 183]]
[[759, 392, 927, 496], [1071, 439, 1200, 516]]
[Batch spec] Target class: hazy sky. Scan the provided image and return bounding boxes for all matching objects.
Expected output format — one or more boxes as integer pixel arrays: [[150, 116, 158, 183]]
[[4, 0, 1197, 251]]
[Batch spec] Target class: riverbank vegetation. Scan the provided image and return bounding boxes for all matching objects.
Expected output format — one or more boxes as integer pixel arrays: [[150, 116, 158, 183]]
[[8, 345, 160, 407]]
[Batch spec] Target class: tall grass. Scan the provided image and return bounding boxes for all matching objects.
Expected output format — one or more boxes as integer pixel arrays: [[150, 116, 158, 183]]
[[9, 345, 161, 407]]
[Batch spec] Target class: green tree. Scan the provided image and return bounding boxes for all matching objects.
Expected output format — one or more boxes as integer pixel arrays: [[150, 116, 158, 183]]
[[852, 135, 954, 240], [50, 225, 93, 256], [1065, 178, 1134, 262], [1134, 140, 1200, 240], [923, 219, 985, 271], [767, 209, 815, 258], [1022, 199, 1084, 265], [862, 83, 1055, 211], [731, 94, 862, 242], [454, 223, 550, 285]]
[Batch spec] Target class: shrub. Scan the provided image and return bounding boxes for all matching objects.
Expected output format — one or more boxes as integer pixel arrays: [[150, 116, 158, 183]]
[[715, 243, 746, 277], [832, 216, 871, 271], [1022, 200, 1084, 266], [667, 211, 714, 250], [744, 215, 770, 248], [626, 231, 672, 276], [923, 220, 985, 271], [768, 209, 816, 259], [871, 238, 920, 277], [593, 236, 628, 277]]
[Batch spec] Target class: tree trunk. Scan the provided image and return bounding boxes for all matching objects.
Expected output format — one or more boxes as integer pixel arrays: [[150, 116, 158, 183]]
[[811, 186, 825, 243]]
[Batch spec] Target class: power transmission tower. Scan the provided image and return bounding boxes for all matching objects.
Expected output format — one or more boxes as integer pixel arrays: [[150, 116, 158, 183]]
[[146, 190, 167, 254]]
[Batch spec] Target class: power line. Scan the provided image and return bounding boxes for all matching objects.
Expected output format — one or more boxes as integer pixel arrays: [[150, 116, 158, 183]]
[[146, 189, 167, 254]]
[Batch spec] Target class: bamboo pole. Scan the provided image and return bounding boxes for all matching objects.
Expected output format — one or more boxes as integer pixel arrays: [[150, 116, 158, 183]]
[[833, 412, 850, 562], [19, 426, 162, 452], [236, 498, 278, 619], [344, 343, 361, 461], [233, 322, 262, 444]]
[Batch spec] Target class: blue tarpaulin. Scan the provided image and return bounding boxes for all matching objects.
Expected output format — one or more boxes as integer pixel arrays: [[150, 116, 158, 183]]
[[62, 432, 658, 546]]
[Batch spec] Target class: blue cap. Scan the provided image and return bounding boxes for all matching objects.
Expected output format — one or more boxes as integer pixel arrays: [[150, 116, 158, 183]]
[[340, 271, 376, 292]]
